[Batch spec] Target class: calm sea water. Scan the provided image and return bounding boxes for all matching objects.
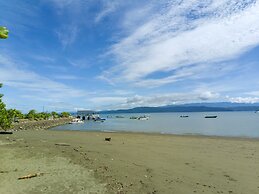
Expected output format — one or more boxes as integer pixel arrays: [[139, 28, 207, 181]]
[[51, 112, 259, 138]]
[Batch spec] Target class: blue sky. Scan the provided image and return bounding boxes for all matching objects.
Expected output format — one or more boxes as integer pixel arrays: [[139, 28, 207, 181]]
[[1, 0, 259, 112]]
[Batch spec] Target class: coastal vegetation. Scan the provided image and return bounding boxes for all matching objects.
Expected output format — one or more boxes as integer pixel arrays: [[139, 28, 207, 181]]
[[0, 83, 12, 130], [0, 83, 71, 130]]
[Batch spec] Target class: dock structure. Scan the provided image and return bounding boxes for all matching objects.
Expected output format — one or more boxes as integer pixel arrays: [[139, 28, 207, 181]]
[[77, 110, 99, 120]]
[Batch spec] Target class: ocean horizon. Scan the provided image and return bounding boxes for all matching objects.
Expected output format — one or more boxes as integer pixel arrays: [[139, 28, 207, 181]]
[[51, 111, 259, 138]]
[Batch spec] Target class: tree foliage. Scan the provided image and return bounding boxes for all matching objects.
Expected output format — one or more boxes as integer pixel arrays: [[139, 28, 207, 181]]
[[7, 109, 24, 121], [61, 112, 70, 118], [0, 26, 9, 39], [51, 111, 59, 118], [26, 109, 37, 120], [0, 84, 12, 130]]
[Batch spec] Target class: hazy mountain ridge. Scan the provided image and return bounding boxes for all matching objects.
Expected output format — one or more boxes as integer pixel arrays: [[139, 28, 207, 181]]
[[99, 102, 259, 113]]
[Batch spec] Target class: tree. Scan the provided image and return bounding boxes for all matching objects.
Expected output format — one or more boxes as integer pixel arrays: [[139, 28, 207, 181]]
[[26, 109, 37, 120], [36, 112, 51, 120], [0, 84, 12, 130], [51, 111, 59, 118], [0, 26, 9, 39], [7, 109, 24, 122], [60, 112, 70, 118]]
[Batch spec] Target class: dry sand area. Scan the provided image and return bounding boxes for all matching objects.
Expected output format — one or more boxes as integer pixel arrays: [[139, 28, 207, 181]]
[[0, 130, 259, 194]]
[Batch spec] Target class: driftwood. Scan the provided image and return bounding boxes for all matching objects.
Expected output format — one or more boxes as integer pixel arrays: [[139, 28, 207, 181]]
[[105, 137, 111, 141], [0, 131, 13, 134], [54, 143, 70, 146], [18, 173, 44, 180]]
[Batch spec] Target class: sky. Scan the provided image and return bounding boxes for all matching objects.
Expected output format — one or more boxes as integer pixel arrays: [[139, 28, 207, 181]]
[[0, 0, 259, 112]]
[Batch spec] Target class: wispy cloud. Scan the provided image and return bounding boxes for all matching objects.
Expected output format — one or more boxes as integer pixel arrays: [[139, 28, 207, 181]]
[[102, 0, 259, 86], [95, 1, 119, 23], [56, 24, 79, 48], [53, 75, 82, 80], [32, 55, 55, 63], [68, 58, 92, 69], [89, 90, 221, 110], [48, 0, 75, 10], [0, 54, 87, 101]]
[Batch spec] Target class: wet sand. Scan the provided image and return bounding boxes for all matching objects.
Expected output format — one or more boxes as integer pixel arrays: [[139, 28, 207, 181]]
[[0, 130, 259, 194]]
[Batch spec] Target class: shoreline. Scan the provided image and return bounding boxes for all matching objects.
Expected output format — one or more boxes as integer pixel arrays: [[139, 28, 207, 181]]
[[1, 129, 259, 193], [51, 128, 259, 142], [3, 118, 72, 132]]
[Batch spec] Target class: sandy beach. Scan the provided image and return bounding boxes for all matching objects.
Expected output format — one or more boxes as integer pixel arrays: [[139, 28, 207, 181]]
[[1, 130, 259, 194]]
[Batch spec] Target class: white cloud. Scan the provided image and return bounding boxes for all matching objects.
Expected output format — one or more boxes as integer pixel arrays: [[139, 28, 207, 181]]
[[228, 97, 259, 103], [199, 91, 220, 101], [88, 90, 221, 110], [102, 0, 259, 86]]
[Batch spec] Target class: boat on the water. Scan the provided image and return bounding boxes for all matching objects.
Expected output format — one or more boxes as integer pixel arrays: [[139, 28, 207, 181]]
[[180, 115, 189, 118], [69, 118, 84, 124], [204, 116, 217, 118], [138, 116, 149, 120], [130, 116, 138, 119], [94, 118, 106, 122], [116, 116, 124, 118]]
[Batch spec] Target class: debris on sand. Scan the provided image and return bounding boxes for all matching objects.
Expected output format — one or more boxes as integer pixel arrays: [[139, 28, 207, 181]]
[[18, 173, 44, 180], [105, 137, 111, 141], [0, 131, 13, 135], [54, 143, 70, 146]]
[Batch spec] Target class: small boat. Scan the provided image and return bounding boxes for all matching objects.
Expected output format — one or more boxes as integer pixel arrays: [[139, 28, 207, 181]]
[[94, 118, 106, 122], [116, 116, 124, 118], [130, 116, 138, 119], [180, 115, 189, 118], [137, 116, 149, 120], [204, 116, 217, 118], [69, 118, 84, 124]]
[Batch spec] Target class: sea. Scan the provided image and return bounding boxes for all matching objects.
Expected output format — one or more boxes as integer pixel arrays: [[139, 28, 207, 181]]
[[51, 112, 259, 138]]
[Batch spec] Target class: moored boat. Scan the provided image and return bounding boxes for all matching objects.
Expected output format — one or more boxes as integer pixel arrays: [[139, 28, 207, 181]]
[[138, 116, 149, 120], [94, 118, 106, 122], [180, 115, 189, 118], [69, 118, 84, 124], [204, 116, 217, 118]]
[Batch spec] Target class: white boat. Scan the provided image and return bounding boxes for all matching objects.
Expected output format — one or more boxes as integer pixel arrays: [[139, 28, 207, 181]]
[[69, 118, 84, 124], [138, 116, 149, 120]]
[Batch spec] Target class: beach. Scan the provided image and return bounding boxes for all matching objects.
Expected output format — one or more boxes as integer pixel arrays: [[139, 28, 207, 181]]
[[1, 130, 259, 194]]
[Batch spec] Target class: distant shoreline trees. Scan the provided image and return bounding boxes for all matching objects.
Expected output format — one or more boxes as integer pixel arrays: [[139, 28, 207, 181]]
[[0, 83, 71, 130]]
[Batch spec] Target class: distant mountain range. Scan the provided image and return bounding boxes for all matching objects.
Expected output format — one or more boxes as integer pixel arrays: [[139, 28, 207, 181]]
[[99, 102, 259, 113]]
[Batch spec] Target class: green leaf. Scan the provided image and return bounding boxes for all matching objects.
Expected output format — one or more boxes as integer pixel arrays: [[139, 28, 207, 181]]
[[0, 26, 9, 39]]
